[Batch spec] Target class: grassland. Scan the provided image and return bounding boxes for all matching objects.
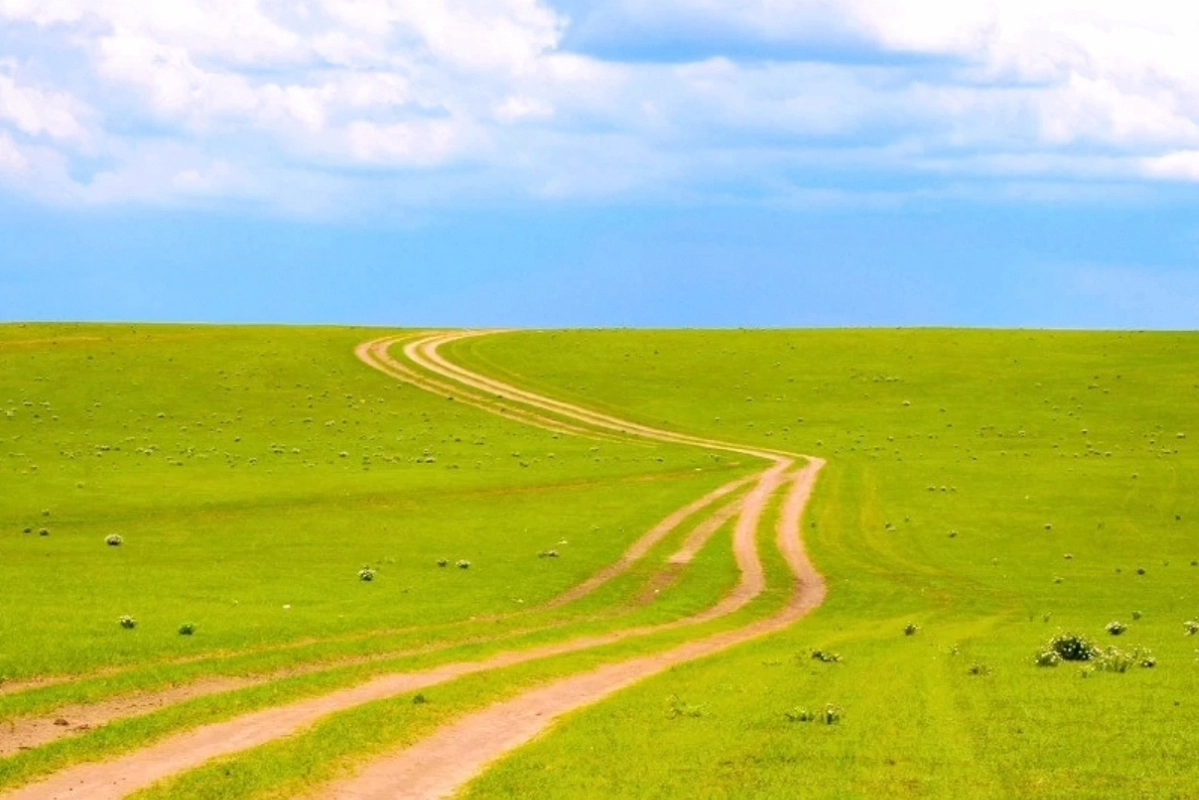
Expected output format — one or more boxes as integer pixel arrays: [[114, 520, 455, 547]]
[[0, 324, 764, 794], [2, 324, 1197, 799], [450, 330, 1199, 799]]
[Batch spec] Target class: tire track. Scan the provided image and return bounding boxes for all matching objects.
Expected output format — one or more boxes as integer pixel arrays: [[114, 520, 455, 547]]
[[0, 331, 825, 800]]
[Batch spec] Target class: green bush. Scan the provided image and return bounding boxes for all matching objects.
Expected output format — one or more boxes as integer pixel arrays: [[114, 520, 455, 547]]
[[785, 707, 816, 723], [178, 623, 196, 636], [1035, 649, 1061, 667], [436, 558, 448, 568], [118, 615, 137, 630], [1106, 621, 1127, 636], [105, 534, 124, 547], [1046, 632, 1099, 662], [456, 559, 471, 570], [358, 566, 376, 582], [1093, 646, 1156, 673], [810, 650, 841, 663], [904, 622, 920, 636]]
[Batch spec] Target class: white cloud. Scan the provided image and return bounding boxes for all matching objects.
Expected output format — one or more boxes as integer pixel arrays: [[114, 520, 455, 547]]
[[0, 130, 28, 172], [1, 0, 1199, 212], [1142, 150, 1199, 182], [0, 70, 88, 142]]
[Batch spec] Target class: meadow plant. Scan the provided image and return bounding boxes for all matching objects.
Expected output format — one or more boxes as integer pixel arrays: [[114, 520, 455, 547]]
[[118, 615, 137, 630], [1046, 632, 1099, 662], [904, 622, 920, 636], [358, 566, 377, 582], [105, 534, 124, 547], [178, 623, 196, 635], [1106, 621, 1127, 636]]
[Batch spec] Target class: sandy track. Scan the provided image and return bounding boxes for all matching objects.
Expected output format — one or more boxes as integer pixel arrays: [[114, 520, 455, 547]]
[[310, 334, 825, 800], [0, 462, 791, 800], [0, 331, 824, 800], [316, 462, 825, 800], [0, 469, 752, 757]]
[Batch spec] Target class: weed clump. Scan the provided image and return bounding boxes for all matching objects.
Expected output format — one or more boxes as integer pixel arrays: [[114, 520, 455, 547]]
[[1087, 646, 1156, 673], [38, 528, 50, 537], [105, 534, 124, 547], [810, 650, 842, 663], [538, 549, 560, 559], [1035, 650, 1061, 668], [904, 622, 920, 636], [1106, 621, 1128, 636], [1045, 632, 1100, 662], [358, 566, 377, 582], [968, 663, 992, 676], [412, 693, 428, 705], [178, 623, 196, 636], [667, 694, 705, 719], [456, 559, 471, 570], [1184, 620, 1199, 636], [436, 558, 448, 568], [786, 704, 841, 724], [118, 615, 137, 630]]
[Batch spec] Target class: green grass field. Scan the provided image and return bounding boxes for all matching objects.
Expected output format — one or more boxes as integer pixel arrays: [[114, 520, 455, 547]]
[[2, 324, 1198, 798]]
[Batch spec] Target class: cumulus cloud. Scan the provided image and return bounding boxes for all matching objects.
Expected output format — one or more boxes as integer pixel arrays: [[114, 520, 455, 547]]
[[0, 0, 1198, 213]]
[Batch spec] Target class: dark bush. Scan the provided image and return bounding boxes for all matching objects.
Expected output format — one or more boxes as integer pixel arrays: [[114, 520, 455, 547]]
[[1047, 632, 1099, 662]]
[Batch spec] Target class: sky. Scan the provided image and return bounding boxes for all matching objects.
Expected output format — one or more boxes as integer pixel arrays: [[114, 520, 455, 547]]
[[1, 0, 1198, 328]]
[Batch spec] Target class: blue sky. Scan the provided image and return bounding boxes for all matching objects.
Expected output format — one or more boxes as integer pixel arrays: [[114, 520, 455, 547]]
[[2, 1, 1198, 328]]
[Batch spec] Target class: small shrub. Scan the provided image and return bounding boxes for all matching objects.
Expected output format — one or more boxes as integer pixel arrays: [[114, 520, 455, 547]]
[[810, 650, 841, 663], [436, 558, 448, 568], [118, 615, 137, 630], [178, 623, 196, 636], [822, 703, 843, 724], [785, 707, 816, 723], [456, 559, 471, 570], [1132, 610, 1143, 621], [1046, 632, 1099, 662], [38, 528, 50, 537], [667, 694, 705, 719], [358, 566, 377, 582], [1106, 621, 1127, 636], [1184, 620, 1199, 636], [412, 693, 428, 705], [105, 534, 124, 547], [1093, 646, 1156, 673], [1035, 649, 1061, 668], [904, 622, 920, 636]]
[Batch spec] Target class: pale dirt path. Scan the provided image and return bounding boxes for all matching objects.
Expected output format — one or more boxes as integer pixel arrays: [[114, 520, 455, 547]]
[[0, 331, 821, 800], [315, 462, 825, 800], [1, 472, 751, 756], [405, 333, 790, 462], [0, 462, 790, 800]]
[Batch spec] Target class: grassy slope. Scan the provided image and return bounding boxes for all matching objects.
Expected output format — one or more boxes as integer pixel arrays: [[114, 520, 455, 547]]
[[450, 329, 1199, 799], [0, 324, 748, 685]]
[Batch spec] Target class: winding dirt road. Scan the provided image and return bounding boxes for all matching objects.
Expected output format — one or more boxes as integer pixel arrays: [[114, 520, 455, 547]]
[[0, 331, 826, 800]]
